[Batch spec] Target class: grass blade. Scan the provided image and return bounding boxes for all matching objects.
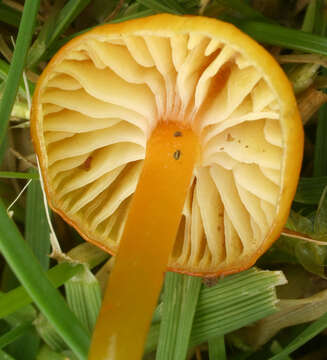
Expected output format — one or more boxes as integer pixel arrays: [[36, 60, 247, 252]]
[[136, 0, 180, 14], [0, 58, 34, 97], [37, 345, 78, 360], [239, 21, 327, 56], [0, 264, 81, 319], [146, 268, 286, 354], [28, 0, 91, 67], [110, 9, 156, 23], [0, 136, 7, 165], [208, 336, 226, 360], [268, 311, 327, 360], [0, 323, 32, 349], [270, 341, 292, 359], [25, 169, 50, 270], [0, 4, 21, 28], [6, 168, 50, 359], [302, 0, 320, 33], [0, 247, 106, 320], [215, 0, 271, 22], [0, 0, 40, 150], [65, 267, 102, 334], [6, 328, 40, 360], [0, 243, 107, 319], [156, 273, 202, 360], [0, 350, 15, 360], [48, 9, 156, 57], [173, 275, 202, 359], [160, 0, 186, 14], [35, 314, 67, 352], [0, 200, 90, 359]]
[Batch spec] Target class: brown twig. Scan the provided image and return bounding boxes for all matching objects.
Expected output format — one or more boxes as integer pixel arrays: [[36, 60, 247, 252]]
[[9, 148, 37, 168], [195, 348, 203, 360], [104, 0, 125, 23]]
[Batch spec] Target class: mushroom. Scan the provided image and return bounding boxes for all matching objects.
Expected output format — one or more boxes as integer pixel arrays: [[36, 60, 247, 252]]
[[31, 14, 303, 360]]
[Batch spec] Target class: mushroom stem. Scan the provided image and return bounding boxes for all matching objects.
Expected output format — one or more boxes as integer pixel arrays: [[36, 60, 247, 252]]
[[88, 122, 199, 360]]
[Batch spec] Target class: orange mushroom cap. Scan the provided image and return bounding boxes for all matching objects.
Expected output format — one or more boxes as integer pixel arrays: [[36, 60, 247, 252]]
[[31, 14, 303, 277]]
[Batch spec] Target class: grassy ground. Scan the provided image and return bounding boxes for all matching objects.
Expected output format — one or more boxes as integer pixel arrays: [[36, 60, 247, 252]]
[[1, 0, 327, 359]]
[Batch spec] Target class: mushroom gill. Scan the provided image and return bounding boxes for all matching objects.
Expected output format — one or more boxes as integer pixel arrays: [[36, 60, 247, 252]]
[[34, 19, 290, 276]]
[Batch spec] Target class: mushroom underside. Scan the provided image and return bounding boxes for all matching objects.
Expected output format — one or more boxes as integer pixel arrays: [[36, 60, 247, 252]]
[[37, 30, 283, 274]]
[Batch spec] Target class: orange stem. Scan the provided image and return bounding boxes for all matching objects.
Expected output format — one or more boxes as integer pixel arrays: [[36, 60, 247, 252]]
[[88, 122, 199, 360]]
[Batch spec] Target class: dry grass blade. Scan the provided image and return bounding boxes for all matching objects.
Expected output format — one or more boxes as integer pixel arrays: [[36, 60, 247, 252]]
[[277, 54, 327, 67], [297, 86, 327, 124]]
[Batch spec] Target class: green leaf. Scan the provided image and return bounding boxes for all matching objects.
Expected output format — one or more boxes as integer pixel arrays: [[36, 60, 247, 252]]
[[0, 0, 40, 154], [268, 311, 327, 359], [294, 241, 327, 278], [294, 177, 327, 204]]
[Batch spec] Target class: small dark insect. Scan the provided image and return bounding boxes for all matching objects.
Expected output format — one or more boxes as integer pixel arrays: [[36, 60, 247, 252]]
[[173, 150, 181, 160], [80, 156, 93, 171], [174, 131, 183, 137]]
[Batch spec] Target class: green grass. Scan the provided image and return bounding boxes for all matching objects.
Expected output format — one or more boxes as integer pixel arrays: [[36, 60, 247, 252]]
[[1, 1, 327, 359]]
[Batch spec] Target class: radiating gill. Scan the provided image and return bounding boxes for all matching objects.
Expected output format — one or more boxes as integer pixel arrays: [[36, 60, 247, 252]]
[[37, 31, 283, 273]]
